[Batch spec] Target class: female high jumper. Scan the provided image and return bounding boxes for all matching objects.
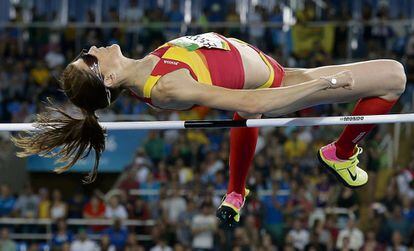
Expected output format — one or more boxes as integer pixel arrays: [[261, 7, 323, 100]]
[[13, 32, 406, 228]]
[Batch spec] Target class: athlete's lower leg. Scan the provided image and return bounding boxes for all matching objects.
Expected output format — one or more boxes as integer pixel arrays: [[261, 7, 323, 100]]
[[227, 112, 260, 196], [334, 96, 398, 159], [217, 112, 259, 228]]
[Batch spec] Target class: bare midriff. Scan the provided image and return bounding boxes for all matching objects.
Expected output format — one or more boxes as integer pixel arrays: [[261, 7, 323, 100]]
[[228, 38, 271, 89]]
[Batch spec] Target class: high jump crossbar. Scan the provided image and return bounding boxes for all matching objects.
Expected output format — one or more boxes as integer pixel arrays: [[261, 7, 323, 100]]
[[1, 113, 414, 131]]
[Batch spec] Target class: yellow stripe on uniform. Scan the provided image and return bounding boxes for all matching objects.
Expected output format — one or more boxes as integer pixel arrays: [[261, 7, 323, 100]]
[[221, 41, 230, 50], [257, 53, 275, 89], [143, 75, 161, 98], [162, 46, 212, 85]]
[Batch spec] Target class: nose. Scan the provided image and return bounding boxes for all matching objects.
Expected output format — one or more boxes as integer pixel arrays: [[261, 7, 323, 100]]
[[109, 44, 120, 51]]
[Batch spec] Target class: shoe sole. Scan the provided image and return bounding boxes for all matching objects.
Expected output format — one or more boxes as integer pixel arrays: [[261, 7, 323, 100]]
[[216, 206, 238, 229], [317, 151, 367, 189]]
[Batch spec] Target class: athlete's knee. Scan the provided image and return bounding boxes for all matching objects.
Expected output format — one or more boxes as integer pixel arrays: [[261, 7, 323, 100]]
[[383, 60, 406, 97]]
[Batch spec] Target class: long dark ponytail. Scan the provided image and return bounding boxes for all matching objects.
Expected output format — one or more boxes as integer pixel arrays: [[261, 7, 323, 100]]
[[12, 64, 120, 183], [12, 104, 105, 183]]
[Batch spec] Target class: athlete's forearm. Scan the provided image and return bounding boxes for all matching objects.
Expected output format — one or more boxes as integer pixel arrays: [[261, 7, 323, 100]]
[[256, 78, 330, 113], [167, 72, 335, 114]]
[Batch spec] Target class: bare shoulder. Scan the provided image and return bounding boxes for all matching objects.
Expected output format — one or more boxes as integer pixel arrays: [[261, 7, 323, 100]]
[[159, 68, 195, 85], [152, 68, 196, 99], [151, 68, 197, 109]]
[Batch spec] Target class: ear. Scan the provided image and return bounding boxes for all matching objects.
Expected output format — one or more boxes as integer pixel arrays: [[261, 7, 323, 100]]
[[103, 73, 117, 87]]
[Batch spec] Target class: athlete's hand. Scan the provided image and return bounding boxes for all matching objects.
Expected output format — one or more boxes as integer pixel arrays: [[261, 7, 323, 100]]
[[321, 70, 354, 90]]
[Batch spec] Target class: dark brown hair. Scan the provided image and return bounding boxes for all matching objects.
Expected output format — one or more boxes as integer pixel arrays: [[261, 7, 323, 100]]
[[12, 64, 120, 183]]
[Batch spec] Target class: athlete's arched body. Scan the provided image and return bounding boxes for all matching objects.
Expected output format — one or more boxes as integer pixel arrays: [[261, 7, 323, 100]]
[[13, 32, 406, 228]]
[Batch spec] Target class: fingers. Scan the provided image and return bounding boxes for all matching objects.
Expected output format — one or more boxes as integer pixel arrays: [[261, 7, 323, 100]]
[[338, 70, 354, 90], [323, 70, 354, 90], [342, 80, 354, 90]]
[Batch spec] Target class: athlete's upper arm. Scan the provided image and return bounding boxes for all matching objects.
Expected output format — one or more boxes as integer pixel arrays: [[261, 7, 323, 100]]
[[152, 69, 258, 113], [183, 82, 253, 112]]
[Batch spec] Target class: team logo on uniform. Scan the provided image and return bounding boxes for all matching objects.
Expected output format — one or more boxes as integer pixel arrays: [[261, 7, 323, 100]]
[[163, 60, 179, 65]]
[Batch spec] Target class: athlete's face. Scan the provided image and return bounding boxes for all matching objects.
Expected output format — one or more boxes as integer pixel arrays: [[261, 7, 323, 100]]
[[72, 44, 124, 86], [86, 44, 123, 73]]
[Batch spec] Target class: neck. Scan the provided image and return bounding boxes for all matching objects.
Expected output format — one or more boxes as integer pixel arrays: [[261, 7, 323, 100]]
[[120, 55, 158, 96]]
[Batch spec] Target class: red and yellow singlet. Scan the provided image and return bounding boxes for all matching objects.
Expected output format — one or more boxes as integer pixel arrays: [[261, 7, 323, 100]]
[[133, 32, 285, 106]]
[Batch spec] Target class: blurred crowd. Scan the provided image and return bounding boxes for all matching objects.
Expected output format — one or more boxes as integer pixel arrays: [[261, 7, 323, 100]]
[[1, 0, 414, 123], [1, 0, 414, 250]]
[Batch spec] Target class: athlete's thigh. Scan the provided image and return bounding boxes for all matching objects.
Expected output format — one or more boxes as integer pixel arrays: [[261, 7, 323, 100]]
[[281, 60, 398, 104]]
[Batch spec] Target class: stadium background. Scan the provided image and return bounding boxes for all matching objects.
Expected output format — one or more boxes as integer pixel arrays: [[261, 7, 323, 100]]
[[1, 0, 414, 250]]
